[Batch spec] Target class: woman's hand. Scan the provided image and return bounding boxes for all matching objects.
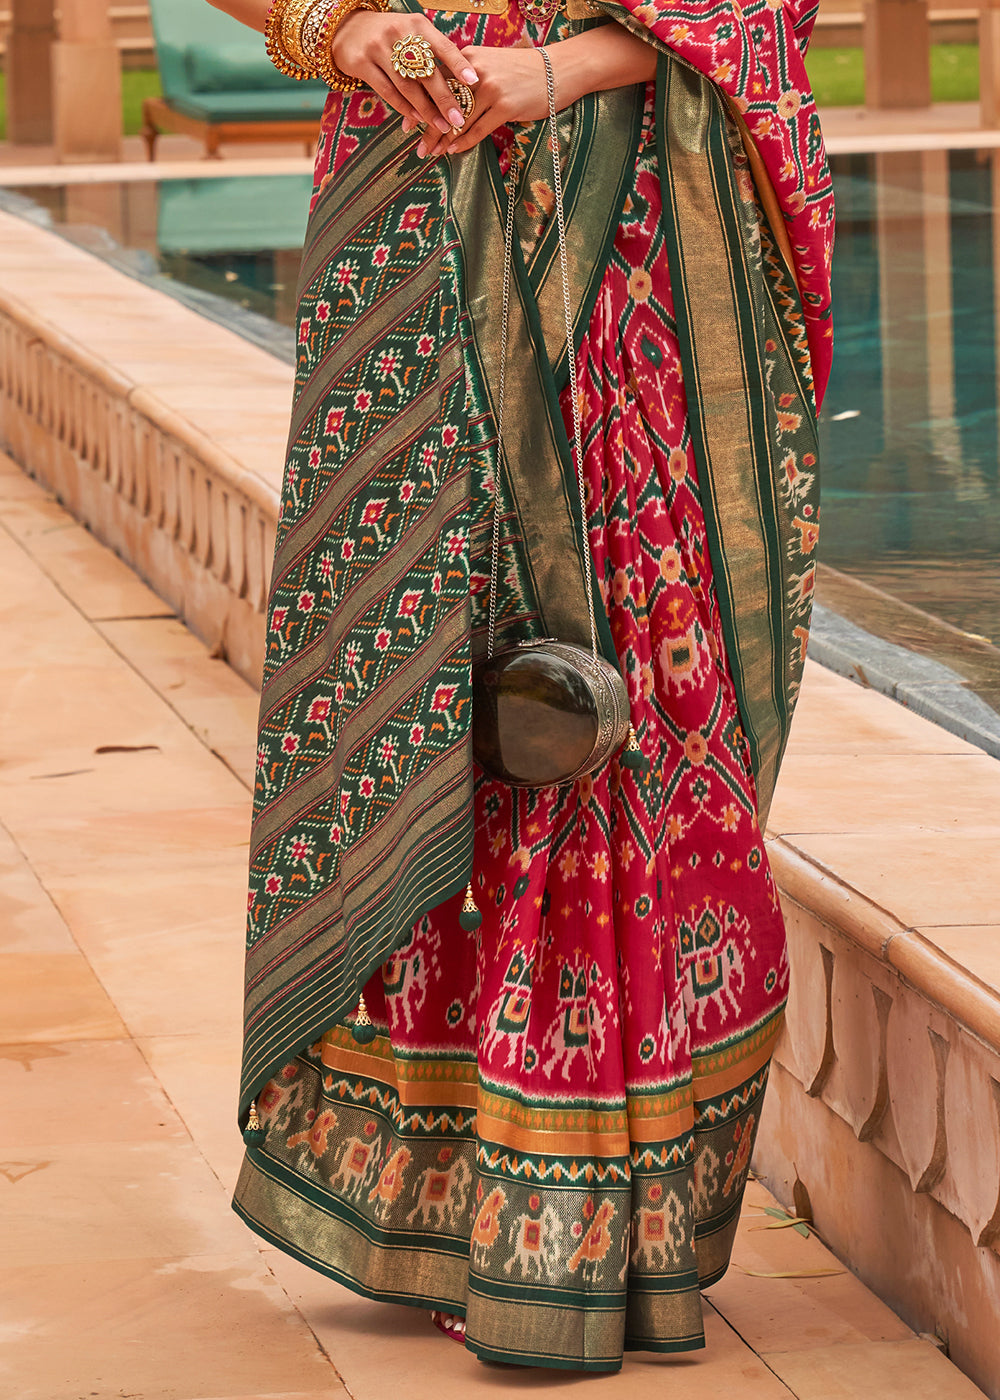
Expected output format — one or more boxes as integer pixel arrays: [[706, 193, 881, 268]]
[[331, 11, 480, 137], [417, 24, 658, 160], [418, 42, 549, 159]]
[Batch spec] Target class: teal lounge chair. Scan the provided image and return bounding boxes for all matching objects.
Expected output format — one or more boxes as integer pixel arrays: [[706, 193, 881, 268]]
[[142, 0, 329, 159]]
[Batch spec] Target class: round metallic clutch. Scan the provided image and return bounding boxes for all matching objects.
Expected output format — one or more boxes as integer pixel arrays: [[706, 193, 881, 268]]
[[472, 639, 630, 788]]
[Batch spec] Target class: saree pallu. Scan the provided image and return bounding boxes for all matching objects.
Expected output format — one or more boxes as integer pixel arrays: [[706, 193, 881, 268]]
[[234, 0, 830, 1372]]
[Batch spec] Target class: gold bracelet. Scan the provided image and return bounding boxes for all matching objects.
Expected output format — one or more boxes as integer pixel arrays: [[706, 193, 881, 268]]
[[317, 0, 389, 94], [264, 0, 317, 81], [281, 0, 325, 71]]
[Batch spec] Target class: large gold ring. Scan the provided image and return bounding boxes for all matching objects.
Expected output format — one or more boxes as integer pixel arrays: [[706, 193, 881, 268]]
[[447, 79, 476, 122], [390, 34, 436, 80]]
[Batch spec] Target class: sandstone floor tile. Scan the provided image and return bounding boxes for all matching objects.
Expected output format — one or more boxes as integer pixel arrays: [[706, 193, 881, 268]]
[[0, 1037, 187, 1151], [0, 453, 52, 501], [46, 902, 245, 1040], [2, 499, 171, 621], [705, 1184, 912, 1355], [769, 753, 1000, 838], [760, 1338, 987, 1398], [8, 800, 249, 872], [98, 617, 259, 786], [263, 1252, 794, 1398], [786, 663, 981, 758], [915, 925, 1000, 991], [4, 1137, 250, 1268], [784, 833, 1000, 929], [139, 1033, 247, 1190], [99, 616, 259, 704], [0, 738, 248, 822], [0, 1254, 345, 1400], [0, 587, 116, 670], [0, 952, 126, 1043], [0, 820, 75, 954]]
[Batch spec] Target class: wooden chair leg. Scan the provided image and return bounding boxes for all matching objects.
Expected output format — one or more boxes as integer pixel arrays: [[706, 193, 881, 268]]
[[140, 99, 158, 162], [981, 11, 1000, 128]]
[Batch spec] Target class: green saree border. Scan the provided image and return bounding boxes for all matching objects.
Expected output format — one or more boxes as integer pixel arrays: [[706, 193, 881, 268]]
[[447, 85, 644, 667], [655, 55, 819, 822]]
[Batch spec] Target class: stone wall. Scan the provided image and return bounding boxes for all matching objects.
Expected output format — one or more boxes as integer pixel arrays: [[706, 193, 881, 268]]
[[0, 288, 276, 686], [757, 841, 1000, 1400]]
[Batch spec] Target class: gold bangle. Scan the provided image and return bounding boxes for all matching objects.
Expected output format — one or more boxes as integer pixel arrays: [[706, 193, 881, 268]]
[[318, 0, 389, 93], [281, 0, 321, 70], [264, 0, 317, 81]]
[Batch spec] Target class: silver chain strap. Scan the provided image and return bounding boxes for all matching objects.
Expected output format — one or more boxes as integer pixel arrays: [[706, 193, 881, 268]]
[[488, 44, 600, 663]]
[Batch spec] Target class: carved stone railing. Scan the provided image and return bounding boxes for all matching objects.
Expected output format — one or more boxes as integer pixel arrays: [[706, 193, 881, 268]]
[[756, 839, 1000, 1400], [0, 287, 277, 686]]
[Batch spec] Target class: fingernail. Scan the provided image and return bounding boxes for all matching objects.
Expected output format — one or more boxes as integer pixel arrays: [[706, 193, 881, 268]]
[[417, 142, 427, 158], [402, 117, 412, 133], [461, 67, 478, 84], [433, 116, 451, 135], [448, 108, 464, 127]]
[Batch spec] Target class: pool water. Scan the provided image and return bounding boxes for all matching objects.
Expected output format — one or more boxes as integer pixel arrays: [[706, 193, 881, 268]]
[[11, 173, 312, 329], [820, 148, 1000, 707], [5, 155, 999, 720]]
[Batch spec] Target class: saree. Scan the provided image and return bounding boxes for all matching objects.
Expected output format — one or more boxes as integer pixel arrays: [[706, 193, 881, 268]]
[[233, 0, 834, 1371]]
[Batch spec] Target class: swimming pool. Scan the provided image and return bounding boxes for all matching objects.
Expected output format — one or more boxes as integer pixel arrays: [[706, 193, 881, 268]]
[[3, 153, 998, 735], [819, 147, 1000, 721]]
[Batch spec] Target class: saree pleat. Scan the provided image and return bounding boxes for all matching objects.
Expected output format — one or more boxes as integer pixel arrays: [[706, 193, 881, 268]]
[[234, 0, 832, 1371]]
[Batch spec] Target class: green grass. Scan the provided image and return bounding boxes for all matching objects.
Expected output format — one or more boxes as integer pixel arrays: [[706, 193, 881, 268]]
[[807, 44, 979, 107], [121, 68, 163, 134], [0, 68, 162, 143]]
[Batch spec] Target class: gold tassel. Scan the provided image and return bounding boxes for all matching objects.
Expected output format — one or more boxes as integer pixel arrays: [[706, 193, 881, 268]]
[[622, 722, 649, 773], [351, 991, 377, 1044], [460, 879, 482, 931], [243, 1099, 265, 1146]]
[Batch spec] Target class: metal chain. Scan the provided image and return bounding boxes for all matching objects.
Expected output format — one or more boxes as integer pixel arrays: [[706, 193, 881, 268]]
[[488, 43, 599, 663]]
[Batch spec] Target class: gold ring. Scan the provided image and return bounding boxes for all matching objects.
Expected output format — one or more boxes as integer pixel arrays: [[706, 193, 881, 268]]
[[390, 34, 436, 80], [447, 79, 476, 122]]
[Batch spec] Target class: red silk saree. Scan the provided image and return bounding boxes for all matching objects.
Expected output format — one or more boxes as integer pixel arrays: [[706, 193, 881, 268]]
[[234, 0, 833, 1370]]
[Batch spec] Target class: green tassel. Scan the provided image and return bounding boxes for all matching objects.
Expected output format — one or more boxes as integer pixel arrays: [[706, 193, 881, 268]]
[[621, 723, 649, 773], [459, 880, 482, 931], [243, 1100, 266, 1147], [351, 992, 378, 1045]]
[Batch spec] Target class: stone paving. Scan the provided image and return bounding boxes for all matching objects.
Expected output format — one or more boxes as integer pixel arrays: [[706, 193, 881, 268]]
[[0, 448, 987, 1398]]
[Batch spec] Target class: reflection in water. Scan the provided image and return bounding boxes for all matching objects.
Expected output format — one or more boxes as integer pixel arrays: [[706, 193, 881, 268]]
[[11, 160, 1000, 715], [17, 175, 311, 329], [821, 149, 1000, 706]]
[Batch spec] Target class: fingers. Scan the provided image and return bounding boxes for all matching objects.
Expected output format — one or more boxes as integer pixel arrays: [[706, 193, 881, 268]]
[[390, 23, 479, 136]]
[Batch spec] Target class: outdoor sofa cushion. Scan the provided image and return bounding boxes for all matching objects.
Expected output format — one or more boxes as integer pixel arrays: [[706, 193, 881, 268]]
[[149, 0, 327, 122], [168, 90, 328, 124]]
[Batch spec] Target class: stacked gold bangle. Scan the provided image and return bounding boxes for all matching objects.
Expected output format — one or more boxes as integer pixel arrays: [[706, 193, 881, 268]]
[[265, 0, 389, 93]]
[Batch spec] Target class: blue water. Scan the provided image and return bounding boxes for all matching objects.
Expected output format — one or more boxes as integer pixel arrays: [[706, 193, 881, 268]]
[[819, 149, 1000, 645], [8, 156, 1000, 655]]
